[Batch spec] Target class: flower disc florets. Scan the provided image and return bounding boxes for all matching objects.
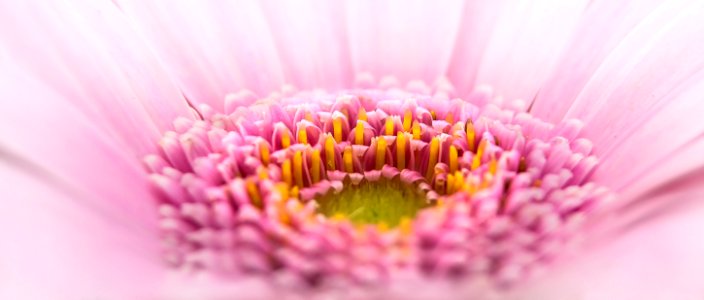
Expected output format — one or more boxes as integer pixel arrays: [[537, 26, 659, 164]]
[[145, 78, 608, 287]]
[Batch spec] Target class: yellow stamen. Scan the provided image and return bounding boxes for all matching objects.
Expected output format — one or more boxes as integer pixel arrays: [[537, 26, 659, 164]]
[[297, 128, 308, 145], [290, 185, 300, 198], [446, 173, 455, 194], [377, 222, 390, 232], [396, 132, 406, 169], [449, 145, 458, 173], [399, 217, 413, 235], [489, 154, 498, 175], [426, 137, 440, 179], [304, 111, 314, 122], [472, 139, 487, 170], [430, 110, 437, 120], [385, 117, 394, 135], [275, 182, 289, 201], [403, 110, 413, 132], [258, 167, 268, 180], [343, 146, 354, 173], [332, 212, 346, 221], [412, 121, 421, 140], [453, 171, 464, 192], [293, 150, 304, 187], [354, 121, 365, 145], [358, 108, 367, 122], [375, 138, 387, 170], [333, 117, 343, 143], [324, 135, 336, 170], [466, 120, 476, 152], [311, 149, 321, 184], [466, 179, 477, 195], [245, 179, 261, 207], [281, 129, 291, 149], [259, 143, 270, 165], [445, 112, 454, 124], [282, 159, 292, 185]]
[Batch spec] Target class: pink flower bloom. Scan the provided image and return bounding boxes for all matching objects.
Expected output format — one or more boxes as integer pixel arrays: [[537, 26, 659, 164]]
[[2, 1, 704, 299]]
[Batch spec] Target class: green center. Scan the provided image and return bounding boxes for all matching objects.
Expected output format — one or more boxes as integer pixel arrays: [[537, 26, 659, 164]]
[[315, 178, 431, 227]]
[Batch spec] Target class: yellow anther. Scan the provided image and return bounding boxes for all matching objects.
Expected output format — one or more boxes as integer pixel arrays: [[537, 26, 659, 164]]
[[245, 179, 262, 207], [453, 171, 464, 192], [445, 112, 454, 124], [281, 129, 291, 149], [290, 185, 300, 198], [275, 182, 290, 201], [311, 149, 321, 184], [399, 217, 413, 235], [358, 108, 367, 122], [426, 137, 440, 179], [472, 139, 487, 170], [377, 222, 389, 232], [375, 138, 387, 170], [298, 128, 308, 145], [282, 159, 292, 185], [333, 117, 343, 143], [385, 117, 394, 135], [332, 212, 347, 221], [258, 167, 269, 180], [481, 173, 493, 189], [466, 120, 476, 152], [259, 143, 270, 165], [449, 145, 458, 173], [324, 135, 336, 170], [396, 132, 406, 170], [354, 121, 365, 145], [293, 151, 304, 188], [403, 110, 413, 132], [446, 173, 455, 194], [466, 180, 477, 195], [430, 110, 437, 120], [412, 121, 421, 140], [489, 155, 498, 175], [343, 146, 354, 173], [304, 111, 314, 122]]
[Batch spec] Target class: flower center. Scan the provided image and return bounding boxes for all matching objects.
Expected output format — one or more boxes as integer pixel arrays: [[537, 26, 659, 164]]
[[315, 174, 431, 227], [145, 79, 609, 286]]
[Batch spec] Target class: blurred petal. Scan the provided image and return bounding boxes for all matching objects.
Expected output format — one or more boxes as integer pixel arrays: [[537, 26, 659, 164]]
[[449, 0, 589, 100], [117, 0, 286, 109], [259, 0, 353, 89], [0, 1, 192, 155], [345, 0, 465, 83], [0, 62, 160, 223], [0, 165, 162, 299], [505, 183, 704, 300]]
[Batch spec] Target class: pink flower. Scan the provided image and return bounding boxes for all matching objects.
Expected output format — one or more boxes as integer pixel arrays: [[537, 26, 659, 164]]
[[2, 1, 704, 299]]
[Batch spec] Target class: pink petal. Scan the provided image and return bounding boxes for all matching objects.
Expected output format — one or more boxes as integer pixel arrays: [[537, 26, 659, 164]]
[[506, 188, 704, 300], [449, 0, 590, 100], [0, 167, 162, 299], [258, 0, 353, 89], [345, 0, 465, 83], [117, 0, 287, 109], [0, 1, 192, 155]]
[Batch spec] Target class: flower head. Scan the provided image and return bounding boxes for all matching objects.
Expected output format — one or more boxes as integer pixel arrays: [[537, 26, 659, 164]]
[[2, 1, 704, 299], [148, 79, 608, 288]]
